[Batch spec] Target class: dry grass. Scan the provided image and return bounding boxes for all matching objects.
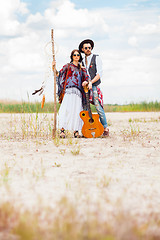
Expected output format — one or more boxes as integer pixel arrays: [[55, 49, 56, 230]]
[[0, 199, 160, 240], [1, 100, 160, 113]]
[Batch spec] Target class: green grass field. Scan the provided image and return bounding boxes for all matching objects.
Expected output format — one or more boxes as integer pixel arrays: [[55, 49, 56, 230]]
[[0, 101, 160, 113]]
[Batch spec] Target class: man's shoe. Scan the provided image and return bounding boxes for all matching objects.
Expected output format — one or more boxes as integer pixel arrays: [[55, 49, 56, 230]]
[[102, 128, 109, 137]]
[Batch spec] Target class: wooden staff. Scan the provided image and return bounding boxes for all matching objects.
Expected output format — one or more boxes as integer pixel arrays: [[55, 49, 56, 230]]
[[51, 29, 57, 138]]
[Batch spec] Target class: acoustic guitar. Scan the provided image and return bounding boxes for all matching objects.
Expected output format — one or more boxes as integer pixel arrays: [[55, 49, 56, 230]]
[[80, 85, 104, 138]]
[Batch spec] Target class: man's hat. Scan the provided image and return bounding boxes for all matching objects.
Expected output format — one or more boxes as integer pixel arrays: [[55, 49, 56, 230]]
[[79, 39, 94, 53]]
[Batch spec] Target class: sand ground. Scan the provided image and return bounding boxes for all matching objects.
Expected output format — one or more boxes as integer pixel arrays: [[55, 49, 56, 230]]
[[0, 112, 160, 237]]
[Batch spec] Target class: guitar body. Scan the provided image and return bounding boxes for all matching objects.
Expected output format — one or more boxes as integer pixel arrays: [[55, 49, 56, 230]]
[[80, 110, 104, 138]]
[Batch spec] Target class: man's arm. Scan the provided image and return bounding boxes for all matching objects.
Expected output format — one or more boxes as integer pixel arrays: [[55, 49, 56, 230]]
[[91, 73, 100, 84]]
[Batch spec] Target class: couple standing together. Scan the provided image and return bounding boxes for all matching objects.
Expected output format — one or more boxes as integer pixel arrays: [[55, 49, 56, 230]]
[[53, 39, 109, 138]]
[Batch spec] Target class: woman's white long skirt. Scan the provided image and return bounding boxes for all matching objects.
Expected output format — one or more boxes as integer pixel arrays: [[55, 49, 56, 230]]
[[57, 88, 83, 131]]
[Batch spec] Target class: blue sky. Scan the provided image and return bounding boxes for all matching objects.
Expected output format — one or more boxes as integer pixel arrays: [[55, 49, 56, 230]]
[[0, 0, 160, 104], [22, 0, 160, 13], [21, 0, 50, 14]]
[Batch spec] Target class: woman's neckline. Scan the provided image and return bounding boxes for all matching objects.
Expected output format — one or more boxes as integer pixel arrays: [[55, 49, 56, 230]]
[[71, 62, 78, 67]]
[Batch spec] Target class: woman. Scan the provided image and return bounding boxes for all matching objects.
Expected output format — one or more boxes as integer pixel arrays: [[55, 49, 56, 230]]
[[53, 49, 91, 138]]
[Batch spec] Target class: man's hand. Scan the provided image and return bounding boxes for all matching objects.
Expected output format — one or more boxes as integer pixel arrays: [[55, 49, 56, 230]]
[[88, 81, 92, 90]]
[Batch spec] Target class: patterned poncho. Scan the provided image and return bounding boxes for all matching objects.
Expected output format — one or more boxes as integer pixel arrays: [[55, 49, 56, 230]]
[[57, 63, 103, 108], [57, 63, 89, 95]]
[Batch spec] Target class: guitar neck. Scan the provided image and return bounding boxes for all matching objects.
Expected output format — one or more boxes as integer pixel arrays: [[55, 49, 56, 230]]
[[86, 92, 92, 119]]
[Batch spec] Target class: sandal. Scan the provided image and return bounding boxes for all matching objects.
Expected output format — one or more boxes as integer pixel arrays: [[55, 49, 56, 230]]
[[74, 131, 80, 138], [60, 128, 66, 138]]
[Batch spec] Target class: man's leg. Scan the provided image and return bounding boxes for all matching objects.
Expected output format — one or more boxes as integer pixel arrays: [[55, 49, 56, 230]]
[[92, 86, 109, 136]]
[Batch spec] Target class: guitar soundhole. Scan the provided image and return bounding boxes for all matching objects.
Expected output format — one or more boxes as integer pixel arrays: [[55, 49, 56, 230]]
[[89, 118, 94, 123]]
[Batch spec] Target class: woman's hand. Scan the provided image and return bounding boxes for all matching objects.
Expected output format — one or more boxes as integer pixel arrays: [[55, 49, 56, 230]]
[[52, 61, 59, 76], [82, 80, 92, 90], [82, 81, 88, 87]]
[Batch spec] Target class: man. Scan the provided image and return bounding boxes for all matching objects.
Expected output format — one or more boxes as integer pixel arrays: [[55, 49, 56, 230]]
[[79, 39, 109, 137]]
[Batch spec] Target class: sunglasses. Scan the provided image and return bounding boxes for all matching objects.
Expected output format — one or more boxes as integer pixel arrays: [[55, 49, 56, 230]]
[[73, 54, 80, 56], [84, 47, 91, 50]]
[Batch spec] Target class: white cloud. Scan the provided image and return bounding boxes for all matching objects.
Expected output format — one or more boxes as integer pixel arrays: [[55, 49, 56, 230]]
[[44, 0, 109, 40], [135, 23, 160, 34], [18, 1, 29, 15], [0, 0, 29, 36], [128, 36, 138, 47]]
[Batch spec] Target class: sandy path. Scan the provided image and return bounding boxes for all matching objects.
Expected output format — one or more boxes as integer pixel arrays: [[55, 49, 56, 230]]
[[0, 112, 160, 235]]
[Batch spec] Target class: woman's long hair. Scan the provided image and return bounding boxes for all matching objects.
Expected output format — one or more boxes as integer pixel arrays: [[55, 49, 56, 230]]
[[70, 49, 83, 70]]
